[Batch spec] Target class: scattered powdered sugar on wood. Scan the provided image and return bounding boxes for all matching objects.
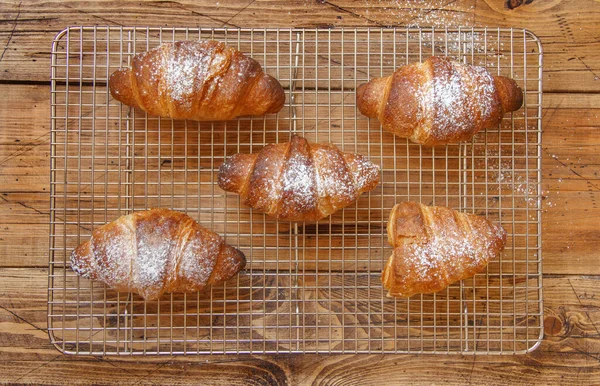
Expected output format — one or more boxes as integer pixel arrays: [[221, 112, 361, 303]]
[[362, 1, 513, 65], [363, 0, 474, 28], [485, 157, 539, 209]]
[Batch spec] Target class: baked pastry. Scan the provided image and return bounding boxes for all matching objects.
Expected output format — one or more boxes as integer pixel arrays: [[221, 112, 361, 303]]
[[217, 134, 380, 221], [356, 56, 523, 145], [382, 202, 506, 297], [109, 40, 285, 120], [70, 208, 246, 300]]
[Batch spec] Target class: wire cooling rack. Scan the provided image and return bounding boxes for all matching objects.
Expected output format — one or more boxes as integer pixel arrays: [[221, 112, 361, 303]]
[[49, 26, 543, 355]]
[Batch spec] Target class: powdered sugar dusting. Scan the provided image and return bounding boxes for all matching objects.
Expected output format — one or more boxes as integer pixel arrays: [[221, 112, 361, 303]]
[[70, 209, 244, 300], [221, 136, 380, 221], [488, 158, 539, 209], [404, 225, 485, 280], [313, 146, 355, 211], [275, 137, 380, 219], [244, 148, 287, 214], [281, 151, 317, 213], [163, 42, 227, 110], [355, 156, 381, 192], [165, 50, 206, 107], [419, 58, 498, 142], [388, 204, 505, 296], [89, 220, 136, 291], [134, 236, 172, 299], [178, 228, 221, 288]]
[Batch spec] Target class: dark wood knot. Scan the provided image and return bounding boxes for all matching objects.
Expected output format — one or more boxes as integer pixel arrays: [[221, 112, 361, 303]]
[[543, 315, 564, 336], [506, 0, 535, 9]]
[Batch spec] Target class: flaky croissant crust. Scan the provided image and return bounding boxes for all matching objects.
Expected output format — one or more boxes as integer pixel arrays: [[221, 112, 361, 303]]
[[109, 40, 285, 121], [70, 209, 246, 300], [382, 202, 506, 297], [217, 135, 381, 222], [357, 56, 523, 145]]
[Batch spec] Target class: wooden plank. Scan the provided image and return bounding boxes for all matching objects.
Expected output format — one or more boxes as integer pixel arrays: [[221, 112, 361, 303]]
[[0, 269, 591, 346], [0, 84, 50, 194], [1, 84, 600, 275], [0, 192, 49, 224], [540, 96, 600, 274], [0, 358, 292, 385], [0, 268, 599, 384], [1, 0, 599, 383], [2, 354, 600, 385], [0, 1, 599, 93], [0, 223, 49, 267]]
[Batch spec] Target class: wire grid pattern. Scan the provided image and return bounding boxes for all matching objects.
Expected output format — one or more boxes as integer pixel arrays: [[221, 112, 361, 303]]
[[48, 26, 543, 355]]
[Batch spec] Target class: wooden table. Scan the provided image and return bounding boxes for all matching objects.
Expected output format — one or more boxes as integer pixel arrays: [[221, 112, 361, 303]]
[[1, 1, 599, 384]]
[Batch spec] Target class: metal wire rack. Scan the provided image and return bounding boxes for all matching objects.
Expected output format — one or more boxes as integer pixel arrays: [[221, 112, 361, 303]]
[[48, 26, 543, 355]]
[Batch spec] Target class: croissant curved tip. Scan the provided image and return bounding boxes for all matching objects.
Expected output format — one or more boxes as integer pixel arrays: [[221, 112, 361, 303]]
[[232, 247, 247, 270], [217, 161, 231, 190], [209, 245, 246, 285], [108, 68, 137, 107], [494, 76, 523, 113], [355, 82, 370, 116], [356, 77, 388, 118], [263, 75, 286, 114], [242, 73, 286, 116]]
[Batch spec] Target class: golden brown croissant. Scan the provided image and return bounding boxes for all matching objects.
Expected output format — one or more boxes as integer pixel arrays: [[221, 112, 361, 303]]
[[382, 202, 506, 297], [70, 209, 246, 300], [357, 56, 523, 145], [217, 135, 380, 222], [109, 40, 285, 121]]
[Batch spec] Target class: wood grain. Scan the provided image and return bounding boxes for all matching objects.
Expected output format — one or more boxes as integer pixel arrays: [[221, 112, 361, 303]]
[[0, 0, 599, 92], [1, 269, 600, 383], [1, 0, 600, 384], [1, 86, 597, 273]]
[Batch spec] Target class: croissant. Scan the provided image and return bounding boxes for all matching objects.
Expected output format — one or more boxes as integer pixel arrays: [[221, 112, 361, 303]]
[[109, 40, 285, 121], [356, 56, 523, 145], [382, 202, 506, 297], [70, 209, 246, 300], [217, 135, 380, 221]]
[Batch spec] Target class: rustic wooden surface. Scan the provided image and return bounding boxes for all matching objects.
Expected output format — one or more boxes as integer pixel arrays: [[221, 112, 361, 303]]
[[1, 0, 600, 384]]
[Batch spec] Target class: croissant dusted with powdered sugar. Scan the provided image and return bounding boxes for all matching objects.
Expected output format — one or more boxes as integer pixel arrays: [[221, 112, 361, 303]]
[[217, 135, 380, 222], [70, 209, 246, 300], [382, 202, 506, 297], [109, 40, 285, 121], [357, 56, 523, 145]]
